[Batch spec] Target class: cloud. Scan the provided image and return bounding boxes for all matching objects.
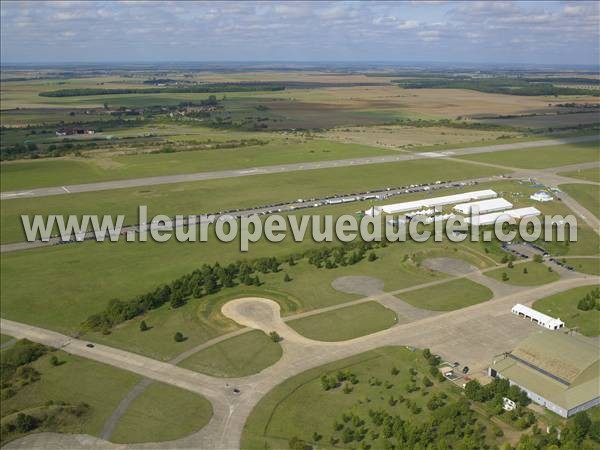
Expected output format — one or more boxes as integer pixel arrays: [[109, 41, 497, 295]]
[[397, 20, 419, 30], [0, 0, 597, 65]]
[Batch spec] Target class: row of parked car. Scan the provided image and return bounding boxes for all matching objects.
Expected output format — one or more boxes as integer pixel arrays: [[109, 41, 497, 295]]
[[49, 178, 481, 244]]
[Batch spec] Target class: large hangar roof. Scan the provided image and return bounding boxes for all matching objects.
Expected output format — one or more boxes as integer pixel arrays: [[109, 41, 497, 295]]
[[491, 332, 599, 410]]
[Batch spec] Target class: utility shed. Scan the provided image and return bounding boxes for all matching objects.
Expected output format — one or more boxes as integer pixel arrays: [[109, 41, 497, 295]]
[[511, 304, 564, 330], [488, 332, 600, 418], [454, 198, 513, 214]]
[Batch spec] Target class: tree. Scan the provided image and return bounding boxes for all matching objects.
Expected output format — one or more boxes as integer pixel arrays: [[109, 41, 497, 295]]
[[288, 436, 308, 450], [170, 291, 185, 308], [50, 355, 60, 366], [14, 413, 37, 433], [502, 272, 509, 282], [283, 273, 292, 282], [523, 267, 528, 274], [464, 380, 484, 402], [422, 376, 433, 387], [571, 411, 591, 441], [507, 261, 514, 269], [192, 285, 203, 298], [368, 252, 377, 262], [269, 331, 281, 342], [174, 331, 185, 342], [140, 320, 149, 332], [589, 420, 600, 443], [204, 276, 218, 294]]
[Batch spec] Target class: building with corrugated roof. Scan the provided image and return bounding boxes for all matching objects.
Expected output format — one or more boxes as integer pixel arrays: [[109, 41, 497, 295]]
[[488, 331, 600, 417]]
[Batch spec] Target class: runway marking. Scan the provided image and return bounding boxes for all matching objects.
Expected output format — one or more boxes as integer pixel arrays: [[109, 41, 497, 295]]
[[62, 186, 71, 193]]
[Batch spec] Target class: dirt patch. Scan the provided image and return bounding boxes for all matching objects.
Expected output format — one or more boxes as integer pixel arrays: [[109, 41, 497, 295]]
[[331, 276, 384, 296], [319, 125, 518, 150], [422, 257, 479, 276]]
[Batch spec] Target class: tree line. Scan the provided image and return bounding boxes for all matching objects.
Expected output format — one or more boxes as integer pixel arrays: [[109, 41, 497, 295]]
[[39, 83, 286, 97]]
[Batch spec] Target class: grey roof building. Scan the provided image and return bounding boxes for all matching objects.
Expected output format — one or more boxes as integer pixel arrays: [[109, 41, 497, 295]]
[[488, 331, 599, 418]]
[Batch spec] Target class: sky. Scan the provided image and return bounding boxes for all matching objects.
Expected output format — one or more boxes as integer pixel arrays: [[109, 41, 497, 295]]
[[1, 1, 598, 66]]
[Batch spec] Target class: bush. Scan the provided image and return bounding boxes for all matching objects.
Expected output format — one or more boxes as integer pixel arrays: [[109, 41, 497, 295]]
[[139, 320, 149, 332], [14, 413, 37, 433], [174, 332, 185, 342], [269, 331, 281, 342]]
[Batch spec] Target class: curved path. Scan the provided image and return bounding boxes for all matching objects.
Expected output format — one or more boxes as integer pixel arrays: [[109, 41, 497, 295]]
[[4, 269, 599, 450]]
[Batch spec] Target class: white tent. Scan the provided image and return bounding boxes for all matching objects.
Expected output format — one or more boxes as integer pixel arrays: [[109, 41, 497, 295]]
[[375, 189, 497, 215], [454, 198, 513, 214], [511, 304, 564, 330]]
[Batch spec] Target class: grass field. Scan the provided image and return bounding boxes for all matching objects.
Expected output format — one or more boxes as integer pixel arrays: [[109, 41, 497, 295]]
[[0, 157, 506, 243], [476, 112, 600, 129], [241, 346, 499, 450], [0, 139, 397, 191], [178, 330, 282, 377], [559, 167, 600, 183], [317, 125, 519, 150], [397, 278, 493, 311], [533, 286, 600, 336], [484, 261, 560, 286], [0, 349, 141, 443], [457, 141, 600, 169], [3, 178, 597, 357], [1, 238, 456, 360], [109, 382, 212, 444], [0, 334, 14, 345], [565, 257, 600, 275], [560, 183, 600, 219], [287, 302, 397, 341]]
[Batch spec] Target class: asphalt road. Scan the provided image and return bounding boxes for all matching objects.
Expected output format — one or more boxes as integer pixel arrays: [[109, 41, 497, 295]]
[[3, 270, 599, 450], [2, 135, 597, 201]]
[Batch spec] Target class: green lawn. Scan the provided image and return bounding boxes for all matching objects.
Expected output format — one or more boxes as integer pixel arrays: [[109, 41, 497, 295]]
[[484, 261, 560, 286], [397, 278, 493, 311], [565, 257, 600, 275], [1, 349, 141, 443], [109, 382, 212, 444], [457, 142, 600, 169], [0, 230, 453, 358], [559, 167, 600, 183], [533, 286, 600, 337], [241, 346, 499, 450], [0, 139, 397, 191], [287, 302, 397, 341], [0, 334, 14, 345], [0, 157, 505, 243], [178, 330, 282, 377], [560, 183, 600, 220], [2, 178, 596, 359]]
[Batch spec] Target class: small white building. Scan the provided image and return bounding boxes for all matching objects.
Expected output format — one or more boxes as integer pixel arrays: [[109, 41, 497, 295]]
[[530, 191, 553, 202], [511, 304, 565, 330]]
